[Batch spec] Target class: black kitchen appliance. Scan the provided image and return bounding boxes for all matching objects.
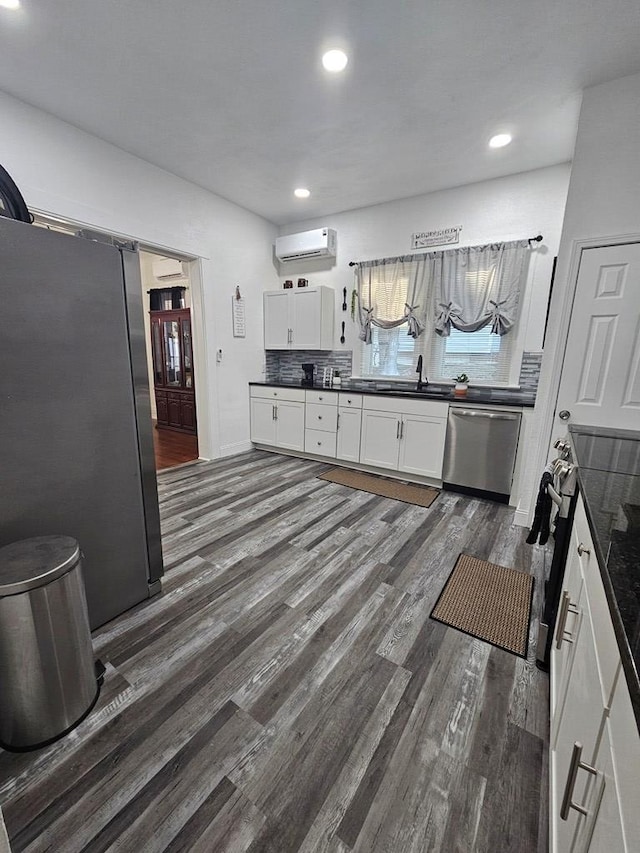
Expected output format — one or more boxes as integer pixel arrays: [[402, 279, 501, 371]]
[[534, 437, 578, 670], [0, 164, 32, 223], [301, 363, 315, 387]]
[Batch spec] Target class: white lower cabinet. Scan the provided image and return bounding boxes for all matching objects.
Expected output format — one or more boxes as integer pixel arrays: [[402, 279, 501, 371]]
[[336, 407, 362, 463], [360, 410, 400, 470], [360, 399, 448, 479], [250, 385, 447, 482], [550, 493, 639, 853], [250, 387, 304, 451]]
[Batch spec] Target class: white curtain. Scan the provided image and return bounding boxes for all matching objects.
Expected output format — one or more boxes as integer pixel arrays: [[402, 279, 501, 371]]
[[433, 240, 529, 337], [356, 255, 440, 344]]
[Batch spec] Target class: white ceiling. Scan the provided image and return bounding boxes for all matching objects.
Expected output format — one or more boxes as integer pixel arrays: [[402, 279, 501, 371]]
[[0, 1, 639, 225]]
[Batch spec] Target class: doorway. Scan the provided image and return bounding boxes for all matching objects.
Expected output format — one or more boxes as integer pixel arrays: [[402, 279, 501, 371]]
[[139, 250, 200, 469]]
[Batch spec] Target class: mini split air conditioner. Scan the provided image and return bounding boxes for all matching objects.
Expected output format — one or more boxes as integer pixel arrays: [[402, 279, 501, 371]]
[[152, 257, 186, 281], [275, 227, 337, 262]]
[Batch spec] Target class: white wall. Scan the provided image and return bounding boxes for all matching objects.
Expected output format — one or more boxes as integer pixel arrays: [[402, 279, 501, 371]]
[[525, 71, 640, 522], [278, 164, 571, 372], [0, 89, 279, 458]]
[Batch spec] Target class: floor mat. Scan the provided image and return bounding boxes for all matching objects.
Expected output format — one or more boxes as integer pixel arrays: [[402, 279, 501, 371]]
[[430, 553, 534, 657], [318, 467, 439, 508]]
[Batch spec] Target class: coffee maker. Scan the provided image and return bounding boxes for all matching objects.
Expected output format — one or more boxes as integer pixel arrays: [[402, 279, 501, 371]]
[[301, 363, 315, 387]]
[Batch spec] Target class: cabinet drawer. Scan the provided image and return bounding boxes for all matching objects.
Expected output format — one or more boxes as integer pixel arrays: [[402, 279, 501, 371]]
[[338, 392, 363, 408], [574, 498, 620, 703], [305, 389, 338, 406], [250, 385, 306, 402], [306, 403, 337, 432], [305, 429, 337, 457]]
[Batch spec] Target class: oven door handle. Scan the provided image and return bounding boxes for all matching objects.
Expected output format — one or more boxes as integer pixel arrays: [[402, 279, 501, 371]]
[[546, 482, 563, 508]]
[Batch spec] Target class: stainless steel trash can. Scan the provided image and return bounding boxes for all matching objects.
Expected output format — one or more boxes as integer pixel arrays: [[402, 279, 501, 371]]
[[0, 536, 100, 751]]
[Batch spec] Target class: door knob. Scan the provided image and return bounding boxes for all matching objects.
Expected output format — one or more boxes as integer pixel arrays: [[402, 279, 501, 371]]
[[559, 410, 571, 420]]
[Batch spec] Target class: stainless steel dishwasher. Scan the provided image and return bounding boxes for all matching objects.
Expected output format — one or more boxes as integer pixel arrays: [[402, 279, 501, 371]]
[[443, 406, 522, 499]]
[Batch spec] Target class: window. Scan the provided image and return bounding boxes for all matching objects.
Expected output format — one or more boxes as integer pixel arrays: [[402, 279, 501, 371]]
[[358, 253, 523, 385], [360, 323, 515, 383]]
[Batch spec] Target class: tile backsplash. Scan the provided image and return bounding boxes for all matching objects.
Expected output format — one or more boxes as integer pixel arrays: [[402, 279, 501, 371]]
[[265, 348, 542, 391], [519, 351, 542, 391], [265, 350, 353, 383]]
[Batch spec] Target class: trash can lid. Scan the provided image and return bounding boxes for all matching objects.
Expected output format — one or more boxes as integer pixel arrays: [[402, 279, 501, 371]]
[[0, 536, 81, 596]]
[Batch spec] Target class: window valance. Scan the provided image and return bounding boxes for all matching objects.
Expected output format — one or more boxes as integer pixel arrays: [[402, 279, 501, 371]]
[[356, 239, 531, 344]]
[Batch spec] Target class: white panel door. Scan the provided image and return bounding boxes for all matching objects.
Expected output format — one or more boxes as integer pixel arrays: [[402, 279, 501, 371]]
[[336, 407, 362, 463], [398, 413, 447, 479], [264, 291, 291, 349], [360, 410, 400, 470], [275, 400, 305, 451], [250, 398, 277, 444], [292, 289, 322, 349], [556, 243, 640, 430]]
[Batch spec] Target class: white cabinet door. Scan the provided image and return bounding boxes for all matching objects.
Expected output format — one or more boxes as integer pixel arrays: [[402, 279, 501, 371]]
[[264, 291, 291, 349], [360, 410, 400, 470], [398, 413, 447, 479], [291, 289, 322, 349], [336, 407, 362, 463], [275, 400, 305, 451], [250, 397, 277, 444], [551, 538, 585, 733], [580, 721, 627, 853], [551, 589, 604, 853]]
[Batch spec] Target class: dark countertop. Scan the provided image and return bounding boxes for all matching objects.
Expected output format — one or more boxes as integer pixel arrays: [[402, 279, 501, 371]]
[[570, 424, 640, 730], [250, 379, 535, 408]]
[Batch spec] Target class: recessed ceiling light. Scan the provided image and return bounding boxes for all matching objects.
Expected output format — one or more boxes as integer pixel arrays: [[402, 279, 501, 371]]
[[0, 0, 21, 8], [294, 188, 310, 198], [322, 50, 348, 73], [489, 133, 512, 149]]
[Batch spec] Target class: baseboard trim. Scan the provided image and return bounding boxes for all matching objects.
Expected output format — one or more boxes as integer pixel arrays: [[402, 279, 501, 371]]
[[514, 506, 531, 528], [220, 440, 253, 457]]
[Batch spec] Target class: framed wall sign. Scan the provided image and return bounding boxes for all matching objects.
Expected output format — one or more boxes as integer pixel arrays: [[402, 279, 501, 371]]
[[411, 226, 462, 250], [232, 296, 246, 337]]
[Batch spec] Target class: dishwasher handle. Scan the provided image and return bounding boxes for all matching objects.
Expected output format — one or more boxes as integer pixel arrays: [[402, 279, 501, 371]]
[[451, 409, 519, 421]]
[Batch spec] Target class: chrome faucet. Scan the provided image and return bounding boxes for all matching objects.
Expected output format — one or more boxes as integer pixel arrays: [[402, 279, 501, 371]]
[[416, 355, 427, 390]]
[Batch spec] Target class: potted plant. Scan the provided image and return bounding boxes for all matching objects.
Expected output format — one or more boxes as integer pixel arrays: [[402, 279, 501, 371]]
[[453, 373, 469, 397]]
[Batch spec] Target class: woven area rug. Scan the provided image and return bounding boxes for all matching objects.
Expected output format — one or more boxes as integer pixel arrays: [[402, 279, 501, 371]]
[[318, 468, 439, 508], [430, 553, 534, 657]]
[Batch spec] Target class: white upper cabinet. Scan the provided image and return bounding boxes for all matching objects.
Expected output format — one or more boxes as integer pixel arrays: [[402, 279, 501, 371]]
[[264, 286, 334, 350]]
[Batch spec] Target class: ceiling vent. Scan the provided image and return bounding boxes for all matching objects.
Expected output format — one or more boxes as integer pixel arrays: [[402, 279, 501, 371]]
[[152, 257, 186, 281], [275, 228, 337, 262]]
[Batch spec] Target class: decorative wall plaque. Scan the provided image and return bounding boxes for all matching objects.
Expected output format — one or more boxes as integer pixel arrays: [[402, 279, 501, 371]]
[[411, 226, 462, 250]]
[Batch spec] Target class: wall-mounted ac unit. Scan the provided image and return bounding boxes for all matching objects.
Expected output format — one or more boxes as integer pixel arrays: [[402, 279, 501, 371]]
[[275, 227, 337, 262], [152, 257, 185, 281]]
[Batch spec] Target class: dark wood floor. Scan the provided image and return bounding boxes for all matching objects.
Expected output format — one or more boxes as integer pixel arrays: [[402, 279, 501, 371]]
[[0, 451, 550, 853], [152, 423, 199, 471]]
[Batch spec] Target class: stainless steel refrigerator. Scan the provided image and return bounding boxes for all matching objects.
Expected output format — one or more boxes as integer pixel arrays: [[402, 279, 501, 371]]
[[0, 217, 163, 629]]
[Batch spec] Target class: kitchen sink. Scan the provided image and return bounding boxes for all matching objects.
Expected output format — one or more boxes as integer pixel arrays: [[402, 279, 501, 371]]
[[374, 385, 453, 397]]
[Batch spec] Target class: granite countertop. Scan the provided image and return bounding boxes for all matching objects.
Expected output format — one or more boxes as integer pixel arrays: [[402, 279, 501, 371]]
[[570, 424, 640, 730], [250, 379, 536, 408]]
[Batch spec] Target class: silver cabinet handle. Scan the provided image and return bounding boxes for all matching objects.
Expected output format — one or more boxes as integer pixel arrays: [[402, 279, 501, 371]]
[[561, 742, 598, 820], [400, 420, 404, 439], [337, 413, 340, 430], [318, 396, 323, 401], [272, 405, 275, 420], [577, 543, 591, 557], [347, 398, 352, 403], [274, 405, 278, 421], [555, 590, 579, 648], [396, 421, 400, 439], [318, 415, 323, 420], [452, 409, 519, 421], [317, 441, 322, 446]]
